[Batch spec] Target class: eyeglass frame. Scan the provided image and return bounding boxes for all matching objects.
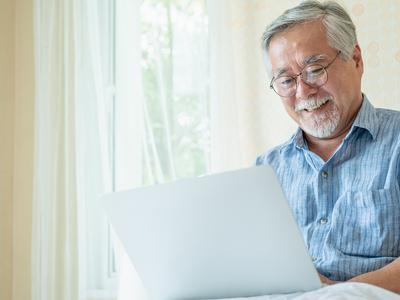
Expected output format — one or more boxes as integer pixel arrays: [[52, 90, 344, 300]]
[[269, 50, 342, 98]]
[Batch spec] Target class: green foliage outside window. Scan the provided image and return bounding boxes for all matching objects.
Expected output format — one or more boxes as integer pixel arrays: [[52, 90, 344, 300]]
[[141, 0, 210, 184]]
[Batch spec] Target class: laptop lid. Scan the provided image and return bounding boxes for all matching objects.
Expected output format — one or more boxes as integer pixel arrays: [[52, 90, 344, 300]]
[[102, 165, 321, 300]]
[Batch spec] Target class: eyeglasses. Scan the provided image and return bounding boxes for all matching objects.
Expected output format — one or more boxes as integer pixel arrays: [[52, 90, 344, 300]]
[[269, 51, 341, 98]]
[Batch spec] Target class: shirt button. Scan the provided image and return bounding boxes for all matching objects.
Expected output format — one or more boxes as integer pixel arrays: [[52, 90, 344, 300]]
[[321, 171, 328, 178], [320, 218, 328, 225]]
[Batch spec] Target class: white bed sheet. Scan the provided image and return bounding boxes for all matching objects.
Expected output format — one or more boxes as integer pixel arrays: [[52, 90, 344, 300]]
[[215, 283, 400, 300]]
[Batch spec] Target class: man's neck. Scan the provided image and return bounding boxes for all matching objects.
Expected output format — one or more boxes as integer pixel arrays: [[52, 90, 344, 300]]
[[305, 129, 351, 161]]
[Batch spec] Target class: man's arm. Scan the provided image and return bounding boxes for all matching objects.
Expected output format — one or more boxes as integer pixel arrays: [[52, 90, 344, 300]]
[[320, 257, 400, 294], [348, 257, 400, 293]]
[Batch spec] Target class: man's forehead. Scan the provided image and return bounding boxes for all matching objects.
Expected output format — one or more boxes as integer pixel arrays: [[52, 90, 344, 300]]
[[268, 20, 330, 75]]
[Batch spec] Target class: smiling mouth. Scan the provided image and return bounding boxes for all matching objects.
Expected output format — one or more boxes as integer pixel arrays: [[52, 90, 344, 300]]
[[302, 98, 330, 112]]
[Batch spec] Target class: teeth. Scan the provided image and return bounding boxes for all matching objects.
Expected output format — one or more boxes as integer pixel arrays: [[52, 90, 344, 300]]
[[296, 97, 330, 112], [306, 102, 325, 111]]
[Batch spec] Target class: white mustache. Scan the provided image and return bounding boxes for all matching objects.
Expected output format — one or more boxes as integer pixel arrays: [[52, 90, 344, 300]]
[[295, 96, 331, 112]]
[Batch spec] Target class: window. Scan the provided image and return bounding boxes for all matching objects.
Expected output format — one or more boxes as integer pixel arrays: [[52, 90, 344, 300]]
[[87, 0, 210, 298], [140, 0, 210, 184]]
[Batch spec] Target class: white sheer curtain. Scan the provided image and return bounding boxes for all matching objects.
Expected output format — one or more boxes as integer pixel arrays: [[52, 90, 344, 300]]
[[208, 0, 244, 172], [32, 0, 112, 299], [208, 0, 296, 173], [114, 0, 147, 299]]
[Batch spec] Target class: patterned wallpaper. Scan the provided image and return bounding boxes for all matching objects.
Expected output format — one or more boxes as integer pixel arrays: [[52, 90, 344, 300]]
[[351, 0, 400, 109]]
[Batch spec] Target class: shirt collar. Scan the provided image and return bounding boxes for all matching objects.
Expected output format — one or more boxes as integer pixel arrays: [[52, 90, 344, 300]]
[[349, 94, 378, 141], [282, 94, 378, 153], [292, 127, 307, 149]]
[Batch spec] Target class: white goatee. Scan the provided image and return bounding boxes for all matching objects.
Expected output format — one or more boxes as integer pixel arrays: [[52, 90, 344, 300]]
[[296, 97, 340, 138]]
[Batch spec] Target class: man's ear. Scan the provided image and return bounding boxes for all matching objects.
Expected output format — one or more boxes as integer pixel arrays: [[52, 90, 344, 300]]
[[353, 44, 364, 74]]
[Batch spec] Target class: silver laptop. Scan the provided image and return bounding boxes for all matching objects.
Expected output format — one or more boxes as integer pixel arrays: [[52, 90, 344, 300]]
[[101, 165, 321, 300]]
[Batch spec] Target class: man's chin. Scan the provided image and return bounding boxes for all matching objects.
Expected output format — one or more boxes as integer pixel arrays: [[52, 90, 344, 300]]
[[299, 112, 340, 139], [300, 123, 338, 139]]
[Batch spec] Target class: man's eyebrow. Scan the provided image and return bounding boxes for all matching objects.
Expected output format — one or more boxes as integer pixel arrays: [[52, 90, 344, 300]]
[[272, 54, 329, 78], [274, 68, 288, 78], [303, 54, 329, 65]]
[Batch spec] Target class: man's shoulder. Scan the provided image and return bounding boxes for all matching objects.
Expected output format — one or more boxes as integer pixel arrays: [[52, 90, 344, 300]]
[[374, 107, 400, 133], [375, 107, 400, 120]]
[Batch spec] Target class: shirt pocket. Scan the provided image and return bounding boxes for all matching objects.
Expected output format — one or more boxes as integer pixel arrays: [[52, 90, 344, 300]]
[[327, 187, 400, 257]]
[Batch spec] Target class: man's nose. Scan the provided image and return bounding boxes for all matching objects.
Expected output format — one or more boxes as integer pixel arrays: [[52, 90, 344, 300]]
[[295, 77, 318, 100]]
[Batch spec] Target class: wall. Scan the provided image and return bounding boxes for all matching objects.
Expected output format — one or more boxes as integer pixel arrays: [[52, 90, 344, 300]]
[[0, 0, 34, 299], [0, 0, 15, 299], [13, 0, 35, 299]]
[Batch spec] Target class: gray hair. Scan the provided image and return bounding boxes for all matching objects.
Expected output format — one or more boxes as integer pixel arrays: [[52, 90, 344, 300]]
[[262, 0, 357, 75]]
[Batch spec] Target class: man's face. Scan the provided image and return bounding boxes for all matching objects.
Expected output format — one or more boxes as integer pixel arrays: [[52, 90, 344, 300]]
[[268, 20, 364, 139]]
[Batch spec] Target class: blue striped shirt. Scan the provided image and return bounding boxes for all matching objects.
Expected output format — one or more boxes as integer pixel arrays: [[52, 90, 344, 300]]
[[256, 95, 400, 281]]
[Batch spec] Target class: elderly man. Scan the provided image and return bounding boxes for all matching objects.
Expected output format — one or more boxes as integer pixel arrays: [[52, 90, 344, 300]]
[[256, 0, 400, 293]]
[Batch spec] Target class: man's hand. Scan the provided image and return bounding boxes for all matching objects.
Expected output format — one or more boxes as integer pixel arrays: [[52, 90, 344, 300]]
[[319, 273, 337, 285]]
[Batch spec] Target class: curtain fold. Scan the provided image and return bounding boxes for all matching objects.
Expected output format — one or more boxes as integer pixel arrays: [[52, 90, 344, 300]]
[[114, 0, 148, 299], [207, 0, 296, 172], [32, 0, 112, 299], [32, 0, 80, 298], [208, 0, 259, 172], [208, 0, 240, 172]]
